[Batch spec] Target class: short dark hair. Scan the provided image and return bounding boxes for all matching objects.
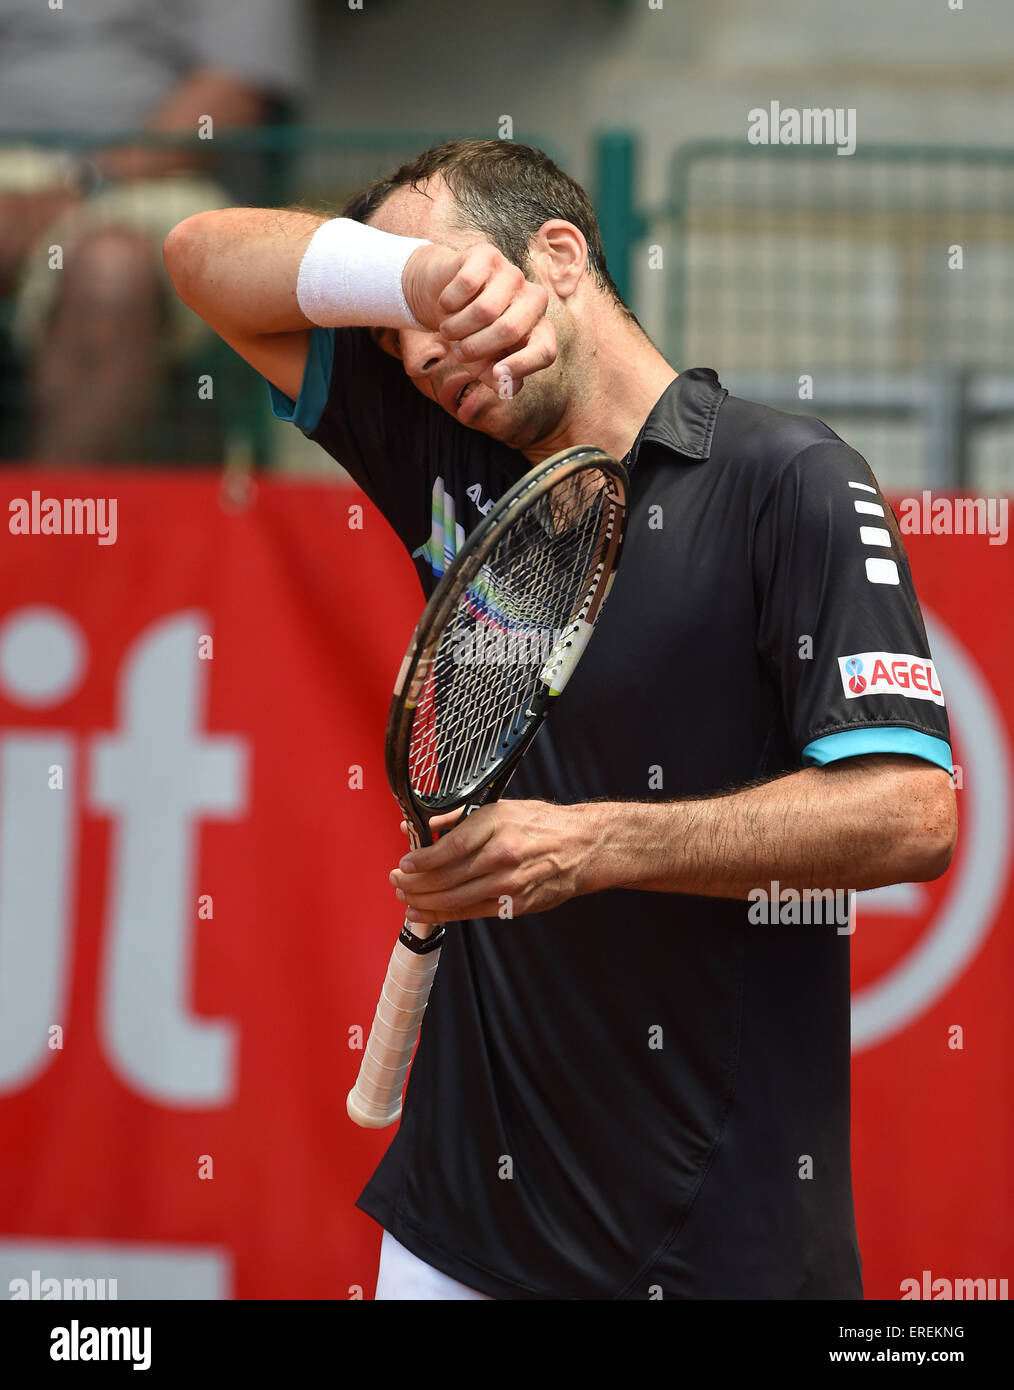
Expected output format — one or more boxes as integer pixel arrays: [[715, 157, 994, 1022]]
[[342, 138, 634, 319]]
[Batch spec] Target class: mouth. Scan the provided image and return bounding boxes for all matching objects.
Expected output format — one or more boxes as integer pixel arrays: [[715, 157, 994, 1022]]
[[438, 375, 476, 414]]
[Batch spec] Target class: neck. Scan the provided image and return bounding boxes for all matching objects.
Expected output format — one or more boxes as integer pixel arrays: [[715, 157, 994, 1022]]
[[523, 309, 678, 464]]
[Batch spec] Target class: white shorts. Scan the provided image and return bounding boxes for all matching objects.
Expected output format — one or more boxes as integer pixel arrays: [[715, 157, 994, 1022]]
[[374, 1230, 493, 1301]]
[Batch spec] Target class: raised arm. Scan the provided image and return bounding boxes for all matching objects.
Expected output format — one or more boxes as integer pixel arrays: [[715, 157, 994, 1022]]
[[163, 207, 328, 398], [163, 208, 556, 402]]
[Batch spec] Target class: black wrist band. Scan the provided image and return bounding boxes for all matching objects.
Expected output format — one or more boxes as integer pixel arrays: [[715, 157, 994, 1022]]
[[398, 923, 446, 955]]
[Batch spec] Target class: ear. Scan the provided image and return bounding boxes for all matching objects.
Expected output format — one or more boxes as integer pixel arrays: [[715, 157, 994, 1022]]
[[530, 219, 587, 300]]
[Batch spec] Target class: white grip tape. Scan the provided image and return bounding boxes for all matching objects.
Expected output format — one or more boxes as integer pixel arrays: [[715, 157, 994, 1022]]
[[347, 933, 442, 1128], [540, 618, 594, 696]]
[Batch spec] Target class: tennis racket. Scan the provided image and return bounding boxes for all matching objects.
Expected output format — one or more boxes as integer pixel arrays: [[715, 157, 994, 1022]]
[[346, 445, 628, 1128]]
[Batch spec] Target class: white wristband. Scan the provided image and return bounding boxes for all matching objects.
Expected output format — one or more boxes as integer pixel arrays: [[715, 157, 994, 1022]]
[[296, 218, 431, 330]]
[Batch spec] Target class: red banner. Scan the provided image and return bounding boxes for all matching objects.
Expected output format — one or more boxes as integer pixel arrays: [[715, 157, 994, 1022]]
[[0, 473, 1010, 1300], [850, 509, 1014, 1299]]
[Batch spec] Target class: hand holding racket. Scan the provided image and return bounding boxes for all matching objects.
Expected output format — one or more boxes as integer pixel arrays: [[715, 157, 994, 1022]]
[[347, 445, 628, 1128]]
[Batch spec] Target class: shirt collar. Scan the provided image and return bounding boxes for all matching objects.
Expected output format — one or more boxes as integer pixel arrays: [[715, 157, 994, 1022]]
[[627, 367, 727, 465]]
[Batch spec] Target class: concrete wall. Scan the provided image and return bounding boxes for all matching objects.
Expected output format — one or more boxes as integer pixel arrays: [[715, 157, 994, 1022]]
[[306, 0, 1014, 195]]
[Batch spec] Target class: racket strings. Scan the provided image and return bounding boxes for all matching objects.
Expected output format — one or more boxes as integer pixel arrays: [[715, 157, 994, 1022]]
[[407, 468, 618, 804], [427, 511, 595, 785], [454, 506, 604, 781]]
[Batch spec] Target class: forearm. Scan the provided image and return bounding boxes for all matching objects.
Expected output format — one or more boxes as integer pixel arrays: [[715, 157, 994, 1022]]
[[163, 205, 326, 335], [580, 757, 956, 898], [148, 67, 266, 135], [164, 205, 438, 339], [391, 757, 956, 924], [95, 69, 266, 183]]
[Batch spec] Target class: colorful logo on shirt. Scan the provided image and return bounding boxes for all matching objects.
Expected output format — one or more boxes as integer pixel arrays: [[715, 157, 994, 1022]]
[[412, 476, 465, 580], [837, 651, 945, 705], [844, 656, 867, 694]]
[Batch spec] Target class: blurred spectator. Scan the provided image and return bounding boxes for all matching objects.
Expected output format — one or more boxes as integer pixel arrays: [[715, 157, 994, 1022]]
[[0, 0, 308, 464]]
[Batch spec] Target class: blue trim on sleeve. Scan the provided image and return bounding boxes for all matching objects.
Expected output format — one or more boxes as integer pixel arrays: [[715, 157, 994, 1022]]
[[802, 727, 953, 773], [266, 326, 335, 435]]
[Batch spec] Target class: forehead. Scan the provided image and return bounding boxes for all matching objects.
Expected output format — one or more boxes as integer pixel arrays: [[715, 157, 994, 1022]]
[[365, 173, 477, 245]]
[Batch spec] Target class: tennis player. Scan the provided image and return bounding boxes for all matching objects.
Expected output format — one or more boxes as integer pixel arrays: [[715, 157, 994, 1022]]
[[165, 139, 957, 1300]]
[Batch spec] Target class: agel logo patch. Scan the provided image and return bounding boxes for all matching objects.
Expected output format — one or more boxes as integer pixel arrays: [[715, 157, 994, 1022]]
[[838, 652, 945, 706]]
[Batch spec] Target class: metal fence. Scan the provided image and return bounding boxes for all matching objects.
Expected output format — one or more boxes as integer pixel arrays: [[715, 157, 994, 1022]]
[[658, 141, 1014, 491]]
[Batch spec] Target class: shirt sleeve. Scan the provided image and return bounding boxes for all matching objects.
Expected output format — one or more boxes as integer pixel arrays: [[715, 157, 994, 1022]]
[[752, 437, 952, 774], [267, 326, 443, 550], [267, 326, 518, 575]]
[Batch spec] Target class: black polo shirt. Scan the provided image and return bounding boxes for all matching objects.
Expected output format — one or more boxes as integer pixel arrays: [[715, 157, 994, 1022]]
[[269, 327, 951, 1299]]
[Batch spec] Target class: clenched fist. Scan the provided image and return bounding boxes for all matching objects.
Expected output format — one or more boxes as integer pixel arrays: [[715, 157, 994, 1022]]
[[401, 241, 557, 398]]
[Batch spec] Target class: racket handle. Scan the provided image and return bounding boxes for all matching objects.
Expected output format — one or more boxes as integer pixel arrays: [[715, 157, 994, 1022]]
[[346, 925, 443, 1128]]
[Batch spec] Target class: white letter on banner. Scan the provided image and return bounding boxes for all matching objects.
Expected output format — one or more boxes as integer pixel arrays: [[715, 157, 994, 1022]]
[[90, 614, 248, 1104]]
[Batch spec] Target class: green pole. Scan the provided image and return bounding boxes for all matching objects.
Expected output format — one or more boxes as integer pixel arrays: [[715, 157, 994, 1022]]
[[594, 129, 645, 309]]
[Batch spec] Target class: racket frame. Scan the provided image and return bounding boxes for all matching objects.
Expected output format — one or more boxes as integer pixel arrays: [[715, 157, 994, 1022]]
[[386, 445, 627, 816]]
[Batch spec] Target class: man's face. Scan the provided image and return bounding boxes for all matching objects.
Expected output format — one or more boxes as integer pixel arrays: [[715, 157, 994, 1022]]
[[365, 175, 570, 451]]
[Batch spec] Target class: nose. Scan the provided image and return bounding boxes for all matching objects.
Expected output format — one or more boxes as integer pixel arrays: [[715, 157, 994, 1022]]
[[400, 326, 451, 379]]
